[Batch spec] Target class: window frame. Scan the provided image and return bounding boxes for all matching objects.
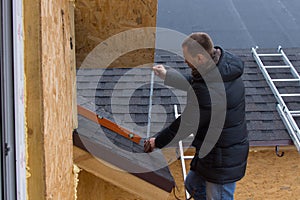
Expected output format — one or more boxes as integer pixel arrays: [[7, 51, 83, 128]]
[[0, 0, 17, 199]]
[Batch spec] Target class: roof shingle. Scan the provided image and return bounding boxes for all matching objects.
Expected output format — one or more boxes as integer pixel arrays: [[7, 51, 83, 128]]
[[76, 48, 300, 150]]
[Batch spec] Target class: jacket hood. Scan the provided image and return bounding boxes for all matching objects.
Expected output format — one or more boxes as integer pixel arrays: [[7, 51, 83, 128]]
[[192, 47, 244, 82], [215, 47, 244, 82]]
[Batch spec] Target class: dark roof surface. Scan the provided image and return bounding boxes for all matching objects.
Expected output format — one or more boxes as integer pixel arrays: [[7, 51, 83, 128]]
[[74, 96, 175, 192], [76, 47, 300, 147], [156, 0, 300, 48]]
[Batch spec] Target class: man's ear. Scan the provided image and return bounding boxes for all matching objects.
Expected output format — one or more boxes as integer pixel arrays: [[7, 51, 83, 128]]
[[197, 53, 205, 64]]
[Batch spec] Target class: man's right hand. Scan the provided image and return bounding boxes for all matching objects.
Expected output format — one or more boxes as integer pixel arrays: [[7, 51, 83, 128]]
[[144, 138, 156, 153], [152, 65, 166, 80]]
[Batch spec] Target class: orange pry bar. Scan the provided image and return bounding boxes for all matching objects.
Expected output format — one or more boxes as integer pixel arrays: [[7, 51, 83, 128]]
[[77, 105, 142, 144]]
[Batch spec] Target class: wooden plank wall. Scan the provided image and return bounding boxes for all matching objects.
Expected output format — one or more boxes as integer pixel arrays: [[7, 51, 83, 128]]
[[24, 0, 76, 199], [75, 0, 158, 68]]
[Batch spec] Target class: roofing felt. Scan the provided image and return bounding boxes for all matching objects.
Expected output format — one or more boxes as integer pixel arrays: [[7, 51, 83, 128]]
[[156, 0, 300, 48], [76, 47, 300, 148], [74, 96, 176, 192]]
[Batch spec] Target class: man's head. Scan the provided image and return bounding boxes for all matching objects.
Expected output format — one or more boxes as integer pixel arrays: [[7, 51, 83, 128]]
[[182, 32, 214, 70]]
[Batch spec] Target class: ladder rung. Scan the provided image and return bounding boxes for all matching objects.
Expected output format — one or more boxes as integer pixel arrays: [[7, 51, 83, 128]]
[[183, 156, 193, 159], [280, 93, 300, 97], [290, 111, 300, 114], [264, 65, 290, 69], [272, 79, 300, 82], [292, 114, 300, 117], [257, 53, 282, 57]]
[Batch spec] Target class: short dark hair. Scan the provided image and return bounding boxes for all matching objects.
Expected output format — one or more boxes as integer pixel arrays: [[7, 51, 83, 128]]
[[182, 32, 214, 57]]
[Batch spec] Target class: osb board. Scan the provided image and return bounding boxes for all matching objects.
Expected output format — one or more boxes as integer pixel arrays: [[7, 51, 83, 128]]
[[74, 0, 157, 68], [73, 146, 170, 200], [77, 170, 143, 200], [70, 1, 78, 128], [40, 1, 75, 199], [25, 1, 76, 199], [24, 0, 46, 199]]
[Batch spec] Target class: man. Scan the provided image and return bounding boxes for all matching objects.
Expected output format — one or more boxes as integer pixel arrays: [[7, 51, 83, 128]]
[[144, 32, 248, 200]]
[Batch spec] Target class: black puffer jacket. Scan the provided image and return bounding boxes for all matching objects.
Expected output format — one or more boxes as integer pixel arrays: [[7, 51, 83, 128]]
[[155, 47, 249, 184]]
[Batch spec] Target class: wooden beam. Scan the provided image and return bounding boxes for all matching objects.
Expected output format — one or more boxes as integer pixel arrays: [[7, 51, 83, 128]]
[[24, 0, 46, 199], [249, 145, 297, 152], [73, 146, 170, 200]]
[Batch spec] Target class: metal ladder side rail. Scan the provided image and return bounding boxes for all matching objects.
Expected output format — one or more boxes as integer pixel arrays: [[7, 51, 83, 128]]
[[277, 46, 300, 143], [278, 46, 300, 81], [174, 105, 193, 200], [252, 47, 300, 151], [280, 110, 300, 152], [277, 104, 300, 152], [254, 47, 300, 143], [251, 47, 289, 108]]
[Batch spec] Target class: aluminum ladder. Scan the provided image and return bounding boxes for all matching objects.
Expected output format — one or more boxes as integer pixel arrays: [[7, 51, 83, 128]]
[[251, 46, 300, 152], [174, 105, 193, 199]]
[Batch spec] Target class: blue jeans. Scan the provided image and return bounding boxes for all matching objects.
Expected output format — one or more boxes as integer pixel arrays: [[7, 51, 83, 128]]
[[185, 170, 236, 200]]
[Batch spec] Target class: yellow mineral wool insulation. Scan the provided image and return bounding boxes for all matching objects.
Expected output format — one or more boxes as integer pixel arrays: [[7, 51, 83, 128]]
[[73, 164, 81, 200]]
